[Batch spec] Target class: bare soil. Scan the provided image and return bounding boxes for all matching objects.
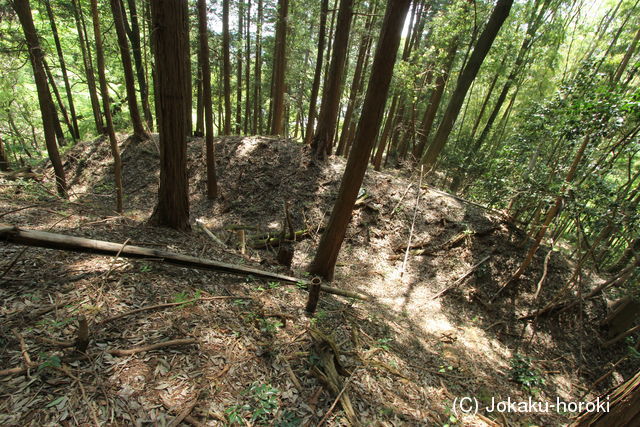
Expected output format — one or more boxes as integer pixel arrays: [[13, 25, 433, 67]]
[[0, 135, 634, 426]]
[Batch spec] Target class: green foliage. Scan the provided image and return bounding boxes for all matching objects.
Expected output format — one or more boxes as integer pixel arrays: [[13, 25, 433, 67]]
[[38, 354, 62, 372], [225, 382, 300, 425], [173, 289, 202, 307], [509, 354, 546, 392]]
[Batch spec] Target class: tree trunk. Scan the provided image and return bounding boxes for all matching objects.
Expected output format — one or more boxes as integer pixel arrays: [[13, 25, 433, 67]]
[[335, 2, 376, 156], [412, 38, 459, 160], [421, 0, 514, 170], [309, 0, 411, 280], [270, 0, 289, 136], [252, 0, 263, 134], [244, 0, 252, 134], [613, 26, 640, 83], [12, 0, 67, 197], [125, 0, 154, 130], [44, 0, 80, 140], [91, 0, 124, 213], [0, 134, 8, 171], [310, 0, 353, 159], [500, 135, 591, 292], [43, 58, 73, 144], [372, 94, 398, 171], [304, 0, 329, 145], [236, 0, 243, 134], [71, 0, 104, 135], [222, 0, 232, 135], [148, 0, 191, 231], [194, 68, 204, 136], [198, 0, 218, 199], [183, 1, 192, 136], [110, 0, 148, 141]]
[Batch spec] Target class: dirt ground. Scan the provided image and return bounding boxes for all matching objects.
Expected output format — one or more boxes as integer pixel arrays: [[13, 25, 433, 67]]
[[0, 135, 635, 426]]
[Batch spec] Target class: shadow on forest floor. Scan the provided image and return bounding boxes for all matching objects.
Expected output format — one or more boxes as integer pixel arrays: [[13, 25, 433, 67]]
[[0, 135, 630, 425]]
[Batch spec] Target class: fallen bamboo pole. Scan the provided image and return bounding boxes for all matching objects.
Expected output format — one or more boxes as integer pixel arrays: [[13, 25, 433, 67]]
[[0, 224, 369, 301]]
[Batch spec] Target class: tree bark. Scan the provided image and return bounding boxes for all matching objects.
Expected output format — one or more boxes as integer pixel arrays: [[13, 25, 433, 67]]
[[252, 0, 263, 134], [335, 2, 376, 156], [12, 0, 67, 197], [222, 0, 232, 135], [236, 0, 243, 134], [270, 0, 289, 136], [499, 135, 591, 294], [148, 0, 191, 231], [71, 0, 104, 135], [311, 0, 353, 159], [198, 0, 218, 199], [421, 0, 514, 170], [372, 94, 398, 170], [182, 1, 192, 136], [0, 134, 8, 171], [43, 58, 73, 144], [412, 37, 460, 160], [91, 0, 124, 213], [44, 0, 80, 140], [613, 26, 640, 83], [304, 0, 329, 145], [110, 0, 149, 141], [309, 0, 412, 280], [125, 0, 154, 130], [244, 0, 252, 134]]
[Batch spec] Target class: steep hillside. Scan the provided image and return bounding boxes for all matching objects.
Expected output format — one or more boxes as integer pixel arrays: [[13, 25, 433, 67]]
[[0, 135, 629, 425]]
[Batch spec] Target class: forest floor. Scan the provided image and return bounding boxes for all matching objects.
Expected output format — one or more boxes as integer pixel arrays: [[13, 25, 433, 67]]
[[0, 135, 633, 426]]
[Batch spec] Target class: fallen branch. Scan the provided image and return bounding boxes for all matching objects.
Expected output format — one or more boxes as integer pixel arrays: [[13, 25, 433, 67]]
[[195, 219, 227, 248], [168, 395, 200, 427], [603, 325, 640, 348], [432, 255, 491, 299], [107, 338, 197, 356], [0, 224, 369, 301]]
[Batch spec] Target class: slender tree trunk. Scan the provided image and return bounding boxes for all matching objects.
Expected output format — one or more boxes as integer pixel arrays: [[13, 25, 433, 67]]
[[304, 0, 329, 145], [270, 0, 289, 135], [44, 0, 80, 140], [236, 0, 243, 134], [71, 0, 103, 134], [43, 59, 73, 144], [372, 95, 398, 170], [0, 134, 8, 171], [310, 0, 353, 159], [91, 0, 124, 213], [335, 3, 376, 156], [149, 0, 190, 231], [309, 0, 412, 280], [253, 0, 263, 134], [244, 0, 251, 134], [195, 68, 204, 136], [183, 1, 192, 136], [412, 36, 459, 160], [110, 0, 148, 140], [421, 0, 514, 169], [501, 135, 591, 291], [125, 0, 154, 130], [472, 0, 550, 156], [198, 0, 218, 199], [12, 0, 67, 197], [222, 0, 232, 135], [613, 26, 640, 83]]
